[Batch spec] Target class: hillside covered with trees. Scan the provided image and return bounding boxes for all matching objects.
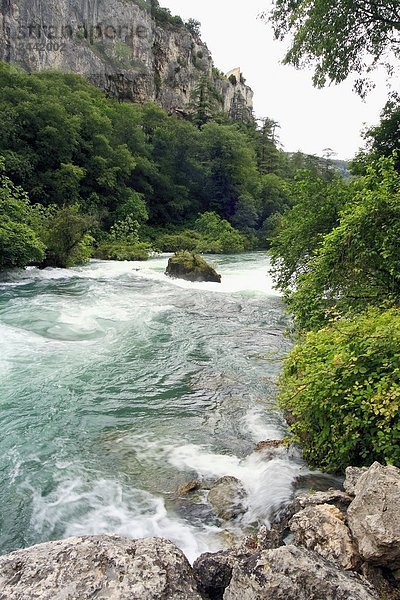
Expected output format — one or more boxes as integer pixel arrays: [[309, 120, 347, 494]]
[[0, 61, 339, 269]]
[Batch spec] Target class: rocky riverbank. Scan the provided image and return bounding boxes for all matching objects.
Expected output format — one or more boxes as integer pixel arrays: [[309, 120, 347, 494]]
[[0, 462, 399, 599]]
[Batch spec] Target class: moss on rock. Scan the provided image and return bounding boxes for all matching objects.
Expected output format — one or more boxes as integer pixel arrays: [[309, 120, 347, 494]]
[[165, 251, 221, 283]]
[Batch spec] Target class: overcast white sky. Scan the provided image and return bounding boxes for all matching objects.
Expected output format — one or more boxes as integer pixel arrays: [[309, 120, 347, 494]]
[[163, 0, 391, 160]]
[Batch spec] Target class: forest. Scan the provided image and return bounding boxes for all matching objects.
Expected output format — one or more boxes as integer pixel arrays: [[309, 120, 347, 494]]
[[0, 62, 349, 270]]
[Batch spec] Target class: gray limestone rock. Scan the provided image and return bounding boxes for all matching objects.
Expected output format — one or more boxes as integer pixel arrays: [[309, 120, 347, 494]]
[[344, 466, 369, 496], [223, 545, 378, 600], [207, 476, 247, 521], [0, 535, 202, 600], [290, 503, 360, 570], [347, 462, 400, 569]]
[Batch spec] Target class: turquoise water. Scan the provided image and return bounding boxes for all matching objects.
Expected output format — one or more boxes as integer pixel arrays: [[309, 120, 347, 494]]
[[0, 253, 307, 562]]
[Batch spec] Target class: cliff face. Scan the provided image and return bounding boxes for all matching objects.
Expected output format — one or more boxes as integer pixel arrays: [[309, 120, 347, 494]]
[[0, 0, 253, 119]]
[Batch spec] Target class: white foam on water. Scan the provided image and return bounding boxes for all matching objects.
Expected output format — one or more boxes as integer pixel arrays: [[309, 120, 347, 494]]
[[27, 474, 221, 564], [131, 254, 281, 296], [167, 443, 306, 527], [242, 407, 286, 443], [0, 254, 281, 297]]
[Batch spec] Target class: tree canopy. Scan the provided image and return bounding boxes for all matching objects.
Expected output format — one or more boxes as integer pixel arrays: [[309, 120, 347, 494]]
[[265, 0, 400, 95]]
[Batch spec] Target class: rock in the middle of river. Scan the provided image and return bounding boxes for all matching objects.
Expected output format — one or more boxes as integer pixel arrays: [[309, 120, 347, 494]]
[[165, 251, 222, 283]]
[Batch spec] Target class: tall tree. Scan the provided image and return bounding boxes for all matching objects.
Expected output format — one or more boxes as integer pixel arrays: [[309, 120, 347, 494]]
[[190, 76, 223, 128]]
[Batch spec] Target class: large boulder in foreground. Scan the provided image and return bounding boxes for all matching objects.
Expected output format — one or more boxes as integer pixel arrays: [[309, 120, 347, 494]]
[[165, 251, 222, 283], [290, 503, 360, 570], [347, 462, 400, 569], [0, 535, 202, 600], [224, 545, 378, 600]]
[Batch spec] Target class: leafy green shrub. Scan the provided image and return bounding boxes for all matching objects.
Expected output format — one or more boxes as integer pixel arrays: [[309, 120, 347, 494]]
[[156, 230, 202, 252], [278, 308, 400, 472], [194, 212, 245, 253], [94, 215, 150, 261], [94, 241, 149, 261], [0, 218, 45, 269], [0, 160, 45, 269], [143, 213, 248, 254], [33, 204, 95, 268]]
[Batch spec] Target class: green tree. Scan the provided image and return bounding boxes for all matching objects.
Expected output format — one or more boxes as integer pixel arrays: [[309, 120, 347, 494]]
[[190, 76, 223, 128], [194, 211, 246, 253], [34, 204, 95, 268], [352, 94, 400, 173], [286, 155, 400, 330], [265, 0, 400, 95], [256, 118, 282, 175], [0, 160, 45, 269], [199, 123, 260, 222], [270, 171, 351, 291], [185, 19, 201, 37]]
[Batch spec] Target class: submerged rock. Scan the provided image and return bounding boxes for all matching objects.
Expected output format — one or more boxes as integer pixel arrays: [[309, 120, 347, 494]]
[[208, 476, 247, 521], [177, 480, 202, 496], [165, 252, 222, 283], [224, 545, 378, 600], [0, 535, 202, 600], [290, 503, 360, 570], [347, 462, 400, 569], [254, 439, 284, 452]]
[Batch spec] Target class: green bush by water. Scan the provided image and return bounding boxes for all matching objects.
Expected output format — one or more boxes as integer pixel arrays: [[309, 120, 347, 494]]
[[278, 308, 400, 472]]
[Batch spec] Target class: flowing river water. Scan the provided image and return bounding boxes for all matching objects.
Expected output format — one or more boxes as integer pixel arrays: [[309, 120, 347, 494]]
[[0, 253, 317, 563]]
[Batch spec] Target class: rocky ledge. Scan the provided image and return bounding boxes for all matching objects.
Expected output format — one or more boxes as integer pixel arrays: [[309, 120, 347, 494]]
[[165, 251, 221, 283], [0, 462, 399, 599]]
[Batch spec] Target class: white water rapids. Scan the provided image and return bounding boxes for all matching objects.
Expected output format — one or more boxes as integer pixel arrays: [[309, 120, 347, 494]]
[[0, 253, 328, 563]]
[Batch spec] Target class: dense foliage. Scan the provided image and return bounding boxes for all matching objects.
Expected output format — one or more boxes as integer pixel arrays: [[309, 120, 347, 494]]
[[270, 172, 351, 291], [279, 309, 400, 471], [0, 160, 45, 269], [287, 157, 400, 330], [1, 62, 321, 269], [263, 0, 400, 471], [272, 153, 400, 470]]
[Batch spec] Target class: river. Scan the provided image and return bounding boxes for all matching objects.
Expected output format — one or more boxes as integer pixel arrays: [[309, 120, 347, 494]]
[[0, 252, 310, 563]]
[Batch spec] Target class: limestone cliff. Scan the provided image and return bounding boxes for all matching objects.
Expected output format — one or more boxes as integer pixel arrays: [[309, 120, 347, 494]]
[[0, 0, 253, 119]]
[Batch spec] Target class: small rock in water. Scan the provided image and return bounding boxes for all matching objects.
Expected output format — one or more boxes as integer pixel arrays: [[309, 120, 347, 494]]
[[254, 439, 284, 455], [177, 480, 201, 496], [208, 476, 247, 521], [165, 251, 222, 283]]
